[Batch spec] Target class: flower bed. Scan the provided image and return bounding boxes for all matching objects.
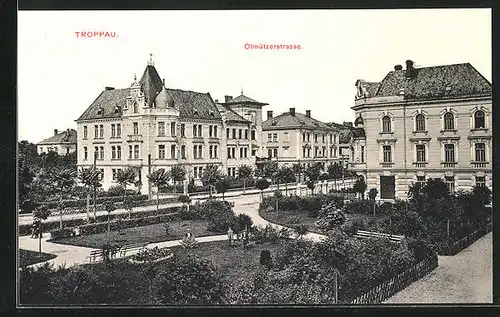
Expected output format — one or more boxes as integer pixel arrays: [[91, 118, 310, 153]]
[[129, 246, 174, 264]]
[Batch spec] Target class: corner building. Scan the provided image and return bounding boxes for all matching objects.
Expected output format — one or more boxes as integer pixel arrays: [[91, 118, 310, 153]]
[[350, 60, 492, 199], [75, 58, 266, 193]]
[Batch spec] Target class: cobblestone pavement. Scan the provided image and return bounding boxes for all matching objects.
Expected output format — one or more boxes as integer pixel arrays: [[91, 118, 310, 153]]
[[384, 232, 492, 304]]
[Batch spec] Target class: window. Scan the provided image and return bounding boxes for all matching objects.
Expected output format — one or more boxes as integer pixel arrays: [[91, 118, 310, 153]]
[[251, 149, 257, 156], [158, 122, 165, 136], [416, 176, 426, 187], [112, 169, 117, 181], [315, 134, 318, 142], [181, 124, 186, 137], [171, 145, 176, 159], [228, 147, 236, 159], [198, 145, 203, 159], [444, 112, 455, 130], [415, 114, 425, 131], [330, 134, 333, 143], [158, 145, 165, 159], [133, 102, 138, 113], [111, 124, 116, 137], [267, 134, 272, 143], [209, 125, 213, 137], [181, 145, 186, 159], [239, 129, 242, 139], [475, 176, 486, 187], [111, 146, 116, 159], [133, 122, 139, 135], [315, 147, 319, 157], [445, 176, 455, 194], [171, 122, 176, 136], [193, 145, 198, 159], [209, 145, 218, 158], [273, 148, 278, 158], [134, 145, 139, 159], [474, 110, 485, 129], [117, 146, 121, 159], [117, 124, 121, 137], [284, 132, 289, 141], [302, 133, 306, 142], [383, 145, 392, 163], [94, 125, 99, 138], [416, 144, 426, 162], [382, 116, 391, 133], [272, 133, 278, 143], [244, 129, 248, 139], [84, 147, 88, 160], [268, 148, 273, 158], [444, 144, 455, 162], [322, 134, 326, 143], [251, 130, 256, 140], [361, 146, 365, 163], [99, 125, 104, 138], [193, 124, 202, 137], [232, 129, 236, 139], [322, 146, 327, 157], [475, 143, 486, 162], [214, 126, 218, 137], [303, 148, 306, 158], [240, 147, 248, 158], [307, 133, 311, 142], [99, 169, 104, 181], [307, 148, 311, 157], [227, 128, 230, 138], [83, 126, 88, 139], [99, 146, 104, 160], [129, 145, 132, 159]]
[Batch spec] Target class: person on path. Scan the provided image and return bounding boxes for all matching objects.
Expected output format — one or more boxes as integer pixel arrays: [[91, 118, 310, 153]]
[[227, 227, 234, 246]]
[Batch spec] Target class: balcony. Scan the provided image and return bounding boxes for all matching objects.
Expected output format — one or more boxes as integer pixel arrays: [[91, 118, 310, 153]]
[[380, 162, 394, 168], [127, 134, 143, 143], [471, 161, 489, 169], [413, 162, 428, 168], [441, 162, 457, 168]]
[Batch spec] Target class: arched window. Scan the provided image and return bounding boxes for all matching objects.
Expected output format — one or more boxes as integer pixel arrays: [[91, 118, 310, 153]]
[[444, 112, 454, 130], [133, 102, 138, 113], [382, 116, 391, 133], [474, 110, 485, 129], [415, 114, 425, 132]]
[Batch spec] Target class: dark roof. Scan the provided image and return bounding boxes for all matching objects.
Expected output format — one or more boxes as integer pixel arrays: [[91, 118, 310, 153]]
[[364, 82, 381, 97], [77, 88, 129, 121], [371, 63, 491, 100], [354, 115, 364, 126], [263, 111, 333, 131], [77, 65, 222, 121], [339, 129, 352, 144], [38, 129, 77, 145], [215, 103, 249, 123], [225, 94, 268, 105], [140, 65, 164, 107]]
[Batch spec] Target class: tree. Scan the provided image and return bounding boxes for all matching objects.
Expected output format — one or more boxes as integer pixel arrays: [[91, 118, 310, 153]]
[[237, 165, 253, 194], [368, 188, 378, 217], [201, 164, 222, 197], [171, 165, 187, 194], [33, 205, 51, 258], [147, 169, 171, 212], [306, 179, 316, 195], [292, 163, 303, 183], [215, 177, 231, 201], [319, 173, 329, 194], [327, 163, 342, 191], [304, 163, 321, 183], [103, 201, 117, 234], [79, 167, 102, 220], [156, 256, 225, 304], [256, 178, 270, 200], [123, 196, 134, 219], [178, 194, 192, 211], [115, 167, 136, 204], [50, 168, 77, 229], [277, 166, 295, 195], [353, 178, 367, 200]]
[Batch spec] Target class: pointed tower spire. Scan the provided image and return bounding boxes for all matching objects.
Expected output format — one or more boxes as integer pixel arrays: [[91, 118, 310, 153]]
[[148, 53, 154, 66], [241, 85, 244, 95]]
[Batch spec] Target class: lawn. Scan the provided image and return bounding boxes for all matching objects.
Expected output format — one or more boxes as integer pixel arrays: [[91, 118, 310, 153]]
[[53, 220, 213, 249], [19, 249, 57, 267], [259, 208, 388, 234]]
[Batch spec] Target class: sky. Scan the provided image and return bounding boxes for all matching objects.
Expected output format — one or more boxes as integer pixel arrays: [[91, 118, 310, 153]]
[[18, 9, 491, 143]]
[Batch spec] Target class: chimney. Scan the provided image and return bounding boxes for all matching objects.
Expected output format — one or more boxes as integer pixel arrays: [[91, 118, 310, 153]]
[[224, 95, 233, 103], [394, 65, 403, 71], [214, 99, 219, 103], [305, 110, 311, 118], [267, 111, 273, 120], [343, 121, 353, 128], [289, 107, 295, 116], [405, 59, 415, 79], [105, 87, 115, 90], [162, 79, 165, 86], [54, 129, 58, 136]]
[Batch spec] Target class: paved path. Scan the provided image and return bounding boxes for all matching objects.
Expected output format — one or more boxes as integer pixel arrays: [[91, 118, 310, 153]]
[[384, 232, 492, 304]]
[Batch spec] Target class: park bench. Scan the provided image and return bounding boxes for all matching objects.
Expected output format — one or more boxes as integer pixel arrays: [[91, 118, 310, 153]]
[[87, 250, 103, 263], [355, 230, 405, 244], [119, 242, 148, 257]]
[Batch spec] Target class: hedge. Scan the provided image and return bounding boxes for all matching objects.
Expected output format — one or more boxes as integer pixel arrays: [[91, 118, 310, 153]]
[[35, 195, 149, 212]]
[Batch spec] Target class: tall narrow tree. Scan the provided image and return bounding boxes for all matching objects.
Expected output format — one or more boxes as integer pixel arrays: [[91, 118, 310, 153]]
[[148, 169, 171, 212], [201, 164, 222, 197], [51, 168, 77, 228], [116, 167, 137, 206], [78, 167, 102, 220], [237, 165, 253, 194], [215, 177, 231, 201], [33, 205, 51, 258], [171, 165, 187, 195]]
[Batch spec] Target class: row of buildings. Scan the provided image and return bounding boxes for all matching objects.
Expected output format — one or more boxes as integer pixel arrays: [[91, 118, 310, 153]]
[[38, 57, 492, 199]]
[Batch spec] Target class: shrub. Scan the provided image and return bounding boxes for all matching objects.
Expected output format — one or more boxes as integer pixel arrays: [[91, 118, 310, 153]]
[[231, 213, 253, 233], [341, 219, 368, 236], [19, 263, 56, 304], [178, 205, 200, 220], [50, 227, 76, 240], [260, 250, 272, 268], [107, 185, 125, 197], [155, 256, 225, 304], [131, 247, 173, 263], [342, 200, 372, 214], [315, 203, 346, 233], [252, 224, 291, 244]]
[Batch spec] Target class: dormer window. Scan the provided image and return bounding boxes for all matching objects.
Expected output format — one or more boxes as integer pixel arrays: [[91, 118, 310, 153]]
[[446, 85, 452, 91], [114, 105, 121, 114], [399, 88, 405, 95], [209, 111, 215, 117], [97, 107, 103, 115], [133, 102, 138, 114], [193, 108, 199, 116], [271, 120, 277, 126]]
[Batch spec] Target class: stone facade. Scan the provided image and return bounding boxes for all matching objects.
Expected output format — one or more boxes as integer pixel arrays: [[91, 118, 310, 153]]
[[350, 60, 492, 199]]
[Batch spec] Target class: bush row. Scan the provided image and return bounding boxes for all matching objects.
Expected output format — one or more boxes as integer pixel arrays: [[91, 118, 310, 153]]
[[260, 194, 344, 217], [41, 194, 148, 211]]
